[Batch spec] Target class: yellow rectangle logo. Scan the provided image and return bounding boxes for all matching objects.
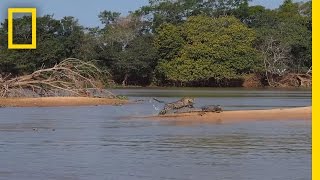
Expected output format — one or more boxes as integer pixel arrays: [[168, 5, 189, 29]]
[[8, 8, 37, 49]]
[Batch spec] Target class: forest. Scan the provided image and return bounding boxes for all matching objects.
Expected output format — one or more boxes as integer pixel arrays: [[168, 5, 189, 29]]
[[0, 0, 312, 87]]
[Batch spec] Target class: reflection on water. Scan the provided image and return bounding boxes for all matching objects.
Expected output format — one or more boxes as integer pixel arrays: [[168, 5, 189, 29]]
[[0, 89, 311, 180]]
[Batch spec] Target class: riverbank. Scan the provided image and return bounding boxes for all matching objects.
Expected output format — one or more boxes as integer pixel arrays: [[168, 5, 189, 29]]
[[0, 97, 128, 107], [111, 73, 311, 88], [146, 107, 311, 124]]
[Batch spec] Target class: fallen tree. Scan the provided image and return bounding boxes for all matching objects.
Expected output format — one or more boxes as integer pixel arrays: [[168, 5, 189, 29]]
[[0, 58, 115, 98]]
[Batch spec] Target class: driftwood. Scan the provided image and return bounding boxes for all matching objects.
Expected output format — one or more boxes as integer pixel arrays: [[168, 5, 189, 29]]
[[0, 58, 115, 98]]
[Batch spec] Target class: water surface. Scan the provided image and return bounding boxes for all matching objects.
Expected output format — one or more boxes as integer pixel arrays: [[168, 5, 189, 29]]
[[0, 88, 311, 180]]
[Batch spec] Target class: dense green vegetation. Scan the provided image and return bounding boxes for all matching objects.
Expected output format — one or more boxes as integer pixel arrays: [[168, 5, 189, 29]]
[[155, 16, 261, 86], [0, 0, 312, 87]]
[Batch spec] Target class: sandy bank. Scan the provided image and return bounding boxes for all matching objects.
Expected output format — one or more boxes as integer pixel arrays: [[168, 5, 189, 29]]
[[146, 107, 311, 124], [0, 97, 128, 107]]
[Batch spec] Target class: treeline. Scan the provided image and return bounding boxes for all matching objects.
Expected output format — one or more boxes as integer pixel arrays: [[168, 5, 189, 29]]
[[0, 0, 312, 87]]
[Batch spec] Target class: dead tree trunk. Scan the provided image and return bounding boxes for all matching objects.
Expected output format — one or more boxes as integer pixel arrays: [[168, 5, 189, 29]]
[[122, 74, 128, 86]]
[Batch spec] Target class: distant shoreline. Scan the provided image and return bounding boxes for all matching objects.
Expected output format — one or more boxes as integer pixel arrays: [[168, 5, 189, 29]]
[[0, 97, 128, 107]]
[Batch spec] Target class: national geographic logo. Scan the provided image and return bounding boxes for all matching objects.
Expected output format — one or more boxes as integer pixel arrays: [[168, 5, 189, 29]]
[[8, 8, 36, 49]]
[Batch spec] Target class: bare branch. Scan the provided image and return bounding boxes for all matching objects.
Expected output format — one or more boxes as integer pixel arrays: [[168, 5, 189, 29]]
[[0, 58, 115, 98]]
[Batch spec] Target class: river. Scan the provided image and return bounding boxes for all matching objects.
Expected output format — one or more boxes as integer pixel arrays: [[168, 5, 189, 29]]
[[0, 88, 311, 180]]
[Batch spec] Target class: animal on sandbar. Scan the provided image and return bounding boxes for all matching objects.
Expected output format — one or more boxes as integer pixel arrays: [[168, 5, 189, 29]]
[[159, 97, 195, 115], [201, 105, 223, 113]]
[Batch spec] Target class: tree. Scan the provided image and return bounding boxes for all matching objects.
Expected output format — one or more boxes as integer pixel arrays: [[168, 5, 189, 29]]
[[253, 0, 311, 74], [98, 11, 145, 52], [136, 0, 252, 31], [0, 15, 85, 74], [0, 1, 311, 88], [154, 23, 185, 61], [155, 16, 262, 85], [98, 11, 121, 25], [94, 11, 158, 86], [259, 37, 291, 86], [59, 16, 85, 58], [111, 35, 158, 86]]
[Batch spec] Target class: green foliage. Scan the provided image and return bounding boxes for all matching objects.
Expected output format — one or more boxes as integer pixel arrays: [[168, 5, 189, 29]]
[[0, 15, 85, 74], [137, 0, 251, 30], [154, 23, 185, 60], [252, 0, 312, 73], [111, 35, 158, 85], [0, 0, 312, 87], [98, 11, 121, 25], [157, 58, 236, 82], [92, 12, 158, 85], [156, 16, 261, 83]]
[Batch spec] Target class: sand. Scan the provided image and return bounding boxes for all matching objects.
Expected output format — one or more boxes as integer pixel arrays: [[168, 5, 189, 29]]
[[146, 107, 311, 124], [0, 97, 128, 107]]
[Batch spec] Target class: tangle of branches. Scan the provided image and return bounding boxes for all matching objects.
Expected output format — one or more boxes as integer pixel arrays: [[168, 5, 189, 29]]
[[0, 58, 114, 98]]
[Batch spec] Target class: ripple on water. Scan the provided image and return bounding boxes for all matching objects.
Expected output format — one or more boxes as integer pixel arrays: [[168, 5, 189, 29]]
[[0, 89, 311, 180]]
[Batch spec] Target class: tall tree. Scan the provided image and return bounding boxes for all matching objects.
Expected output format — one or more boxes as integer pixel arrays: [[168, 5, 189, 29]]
[[0, 15, 85, 74], [155, 15, 261, 85], [254, 0, 311, 74], [136, 0, 251, 31], [112, 35, 158, 86], [95, 11, 158, 85]]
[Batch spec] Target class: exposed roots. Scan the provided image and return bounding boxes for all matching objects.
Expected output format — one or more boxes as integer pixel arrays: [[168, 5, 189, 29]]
[[0, 58, 115, 98], [268, 73, 312, 88], [277, 73, 311, 88]]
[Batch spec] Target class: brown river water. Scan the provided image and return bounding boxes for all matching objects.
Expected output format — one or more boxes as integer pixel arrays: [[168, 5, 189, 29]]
[[0, 88, 311, 180]]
